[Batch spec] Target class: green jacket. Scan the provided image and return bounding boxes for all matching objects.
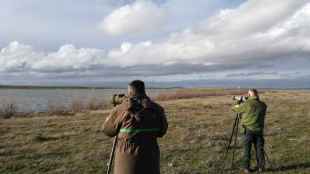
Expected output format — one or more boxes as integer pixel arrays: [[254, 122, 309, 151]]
[[232, 96, 267, 134]]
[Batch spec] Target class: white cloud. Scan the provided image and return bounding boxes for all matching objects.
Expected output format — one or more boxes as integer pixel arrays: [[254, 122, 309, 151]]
[[203, 0, 307, 37], [0, 41, 42, 72], [1, 0, 310, 83], [32, 45, 108, 72], [99, 0, 167, 36], [0, 42, 108, 72], [98, 0, 241, 37], [107, 0, 310, 66]]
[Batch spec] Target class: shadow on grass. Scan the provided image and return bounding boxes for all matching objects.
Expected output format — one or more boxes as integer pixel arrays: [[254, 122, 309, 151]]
[[266, 162, 310, 172]]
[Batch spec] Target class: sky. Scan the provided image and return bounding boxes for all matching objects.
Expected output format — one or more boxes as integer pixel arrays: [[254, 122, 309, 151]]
[[1, 0, 310, 88]]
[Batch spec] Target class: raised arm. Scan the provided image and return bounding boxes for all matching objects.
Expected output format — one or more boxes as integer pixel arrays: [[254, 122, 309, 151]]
[[232, 103, 248, 114], [102, 108, 124, 137]]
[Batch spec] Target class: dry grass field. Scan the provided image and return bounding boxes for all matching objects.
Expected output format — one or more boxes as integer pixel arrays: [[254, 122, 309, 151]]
[[0, 89, 310, 174]]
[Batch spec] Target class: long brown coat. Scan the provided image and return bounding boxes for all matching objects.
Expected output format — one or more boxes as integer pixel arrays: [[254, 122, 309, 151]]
[[102, 97, 168, 174]]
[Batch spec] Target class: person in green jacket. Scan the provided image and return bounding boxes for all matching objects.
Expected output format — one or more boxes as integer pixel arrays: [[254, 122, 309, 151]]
[[232, 89, 267, 173]]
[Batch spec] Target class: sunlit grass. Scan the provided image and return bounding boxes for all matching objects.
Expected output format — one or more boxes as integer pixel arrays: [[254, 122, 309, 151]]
[[0, 89, 309, 173]]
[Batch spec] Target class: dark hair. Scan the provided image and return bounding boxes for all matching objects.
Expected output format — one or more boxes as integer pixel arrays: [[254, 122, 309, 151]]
[[129, 80, 146, 96], [249, 88, 258, 96]]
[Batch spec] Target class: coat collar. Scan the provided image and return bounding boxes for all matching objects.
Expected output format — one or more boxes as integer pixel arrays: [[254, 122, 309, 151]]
[[248, 96, 258, 100]]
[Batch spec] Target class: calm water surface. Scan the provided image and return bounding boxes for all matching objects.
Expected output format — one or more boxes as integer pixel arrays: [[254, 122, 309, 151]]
[[0, 88, 172, 112]]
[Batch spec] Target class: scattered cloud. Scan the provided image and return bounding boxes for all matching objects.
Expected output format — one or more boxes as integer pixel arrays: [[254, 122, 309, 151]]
[[103, 0, 310, 68], [99, 1, 167, 36], [1, 0, 310, 86], [0, 42, 107, 73]]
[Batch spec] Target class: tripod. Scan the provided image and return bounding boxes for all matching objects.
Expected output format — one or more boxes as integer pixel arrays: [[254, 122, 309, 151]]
[[223, 113, 273, 172], [224, 113, 241, 169], [106, 136, 118, 174], [106, 103, 119, 174]]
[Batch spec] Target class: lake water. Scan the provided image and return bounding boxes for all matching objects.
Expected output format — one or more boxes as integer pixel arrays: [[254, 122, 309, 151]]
[[0, 88, 172, 112]]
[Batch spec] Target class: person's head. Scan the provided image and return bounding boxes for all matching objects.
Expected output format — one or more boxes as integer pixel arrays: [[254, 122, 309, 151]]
[[128, 80, 146, 97], [248, 88, 259, 97]]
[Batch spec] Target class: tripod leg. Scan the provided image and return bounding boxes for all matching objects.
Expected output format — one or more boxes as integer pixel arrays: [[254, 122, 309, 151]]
[[222, 114, 239, 173], [107, 137, 118, 174], [222, 114, 241, 173], [226, 115, 239, 153], [231, 115, 240, 169]]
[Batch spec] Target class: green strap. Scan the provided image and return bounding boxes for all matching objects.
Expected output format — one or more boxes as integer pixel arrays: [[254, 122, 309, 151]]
[[120, 128, 160, 134]]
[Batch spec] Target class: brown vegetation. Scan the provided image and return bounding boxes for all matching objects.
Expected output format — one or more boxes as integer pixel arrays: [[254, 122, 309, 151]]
[[47, 97, 108, 116], [1, 90, 309, 174], [47, 101, 72, 116], [85, 97, 106, 111], [156, 88, 247, 101], [0, 102, 18, 119]]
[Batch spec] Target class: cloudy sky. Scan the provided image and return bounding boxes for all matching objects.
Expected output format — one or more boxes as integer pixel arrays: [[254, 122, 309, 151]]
[[1, 0, 310, 88]]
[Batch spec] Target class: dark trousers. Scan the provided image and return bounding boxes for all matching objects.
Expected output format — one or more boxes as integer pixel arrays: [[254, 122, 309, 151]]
[[243, 130, 265, 169]]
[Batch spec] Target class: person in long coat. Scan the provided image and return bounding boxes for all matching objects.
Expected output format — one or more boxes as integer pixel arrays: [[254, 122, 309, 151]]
[[102, 80, 168, 174]]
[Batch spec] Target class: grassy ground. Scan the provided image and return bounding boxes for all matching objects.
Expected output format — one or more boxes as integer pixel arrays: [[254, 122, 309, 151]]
[[0, 89, 310, 174]]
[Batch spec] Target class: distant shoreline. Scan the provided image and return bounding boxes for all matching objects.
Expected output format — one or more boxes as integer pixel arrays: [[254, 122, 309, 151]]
[[0, 85, 309, 90], [0, 85, 120, 90], [0, 85, 180, 90]]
